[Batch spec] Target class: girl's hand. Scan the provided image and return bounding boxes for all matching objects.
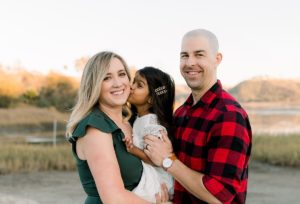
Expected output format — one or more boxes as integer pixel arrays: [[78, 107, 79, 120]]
[[123, 136, 134, 152]]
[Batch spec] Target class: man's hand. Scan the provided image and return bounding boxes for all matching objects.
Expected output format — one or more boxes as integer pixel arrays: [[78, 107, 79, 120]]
[[144, 130, 173, 167], [155, 183, 172, 204]]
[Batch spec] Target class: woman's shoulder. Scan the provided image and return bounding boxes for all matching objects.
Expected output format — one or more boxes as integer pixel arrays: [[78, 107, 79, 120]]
[[72, 108, 119, 139]]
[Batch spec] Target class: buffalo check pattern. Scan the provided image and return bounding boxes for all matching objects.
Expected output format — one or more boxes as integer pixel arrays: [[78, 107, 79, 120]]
[[173, 80, 252, 204]]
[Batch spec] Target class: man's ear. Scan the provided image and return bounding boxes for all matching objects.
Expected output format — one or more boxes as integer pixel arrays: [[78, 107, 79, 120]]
[[216, 52, 223, 65]]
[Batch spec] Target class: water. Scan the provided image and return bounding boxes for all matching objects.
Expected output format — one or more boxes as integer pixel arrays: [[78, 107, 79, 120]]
[[247, 108, 300, 135], [248, 108, 300, 116], [1, 108, 300, 138]]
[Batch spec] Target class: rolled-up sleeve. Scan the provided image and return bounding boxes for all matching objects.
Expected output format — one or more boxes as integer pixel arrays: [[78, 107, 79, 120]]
[[202, 111, 251, 204]]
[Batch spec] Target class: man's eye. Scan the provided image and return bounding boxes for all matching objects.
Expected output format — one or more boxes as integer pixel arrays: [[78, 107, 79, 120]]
[[181, 55, 188, 59]]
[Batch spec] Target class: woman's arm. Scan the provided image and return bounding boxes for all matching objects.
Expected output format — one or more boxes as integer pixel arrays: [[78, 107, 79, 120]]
[[77, 127, 150, 204]]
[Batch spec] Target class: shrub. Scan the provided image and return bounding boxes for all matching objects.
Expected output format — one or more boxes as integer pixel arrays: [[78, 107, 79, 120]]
[[37, 81, 77, 112], [0, 95, 17, 108]]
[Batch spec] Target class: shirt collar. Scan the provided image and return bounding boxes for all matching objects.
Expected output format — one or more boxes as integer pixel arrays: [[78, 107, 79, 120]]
[[184, 80, 223, 108]]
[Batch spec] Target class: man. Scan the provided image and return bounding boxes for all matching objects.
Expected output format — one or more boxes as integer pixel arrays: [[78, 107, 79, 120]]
[[144, 29, 252, 204]]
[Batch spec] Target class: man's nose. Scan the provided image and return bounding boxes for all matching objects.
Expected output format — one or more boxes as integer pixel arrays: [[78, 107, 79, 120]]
[[186, 57, 196, 66]]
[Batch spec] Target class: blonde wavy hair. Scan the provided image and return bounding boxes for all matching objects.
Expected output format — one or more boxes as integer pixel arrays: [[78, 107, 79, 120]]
[[66, 51, 131, 137]]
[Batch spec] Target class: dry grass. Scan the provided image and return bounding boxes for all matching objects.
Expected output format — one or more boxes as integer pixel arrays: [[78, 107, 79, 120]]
[[0, 143, 75, 174], [252, 134, 300, 167], [0, 134, 299, 175], [0, 106, 76, 175]]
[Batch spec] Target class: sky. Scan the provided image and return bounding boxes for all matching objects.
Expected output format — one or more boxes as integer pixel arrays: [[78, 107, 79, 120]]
[[0, 0, 299, 86]]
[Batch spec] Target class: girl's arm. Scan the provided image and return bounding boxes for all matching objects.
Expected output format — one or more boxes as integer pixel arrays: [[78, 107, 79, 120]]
[[77, 127, 150, 204], [130, 145, 155, 165], [123, 137, 155, 165]]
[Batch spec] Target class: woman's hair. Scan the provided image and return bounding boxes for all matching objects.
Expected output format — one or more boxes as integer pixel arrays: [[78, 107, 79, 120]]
[[66, 51, 131, 137], [131, 67, 175, 138]]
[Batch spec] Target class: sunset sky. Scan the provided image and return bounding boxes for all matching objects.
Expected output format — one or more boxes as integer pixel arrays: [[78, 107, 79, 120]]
[[0, 0, 299, 86]]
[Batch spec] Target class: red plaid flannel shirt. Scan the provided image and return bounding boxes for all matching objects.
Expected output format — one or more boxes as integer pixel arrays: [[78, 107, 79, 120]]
[[173, 80, 252, 204]]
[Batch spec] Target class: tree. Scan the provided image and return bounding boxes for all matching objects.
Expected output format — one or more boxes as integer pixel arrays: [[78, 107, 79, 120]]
[[74, 56, 90, 71]]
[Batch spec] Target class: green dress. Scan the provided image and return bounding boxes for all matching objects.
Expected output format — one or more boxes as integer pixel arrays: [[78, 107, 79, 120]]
[[69, 107, 143, 204]]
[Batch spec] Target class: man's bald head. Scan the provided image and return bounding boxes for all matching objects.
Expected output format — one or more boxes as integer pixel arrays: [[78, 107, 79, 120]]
[[182, 29, 219, 54]]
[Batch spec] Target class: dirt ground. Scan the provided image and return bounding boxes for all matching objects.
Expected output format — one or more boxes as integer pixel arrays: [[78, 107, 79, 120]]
[[0, 161, 299, 204]]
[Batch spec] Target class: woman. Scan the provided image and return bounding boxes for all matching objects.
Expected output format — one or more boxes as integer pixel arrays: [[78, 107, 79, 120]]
[[66, 51, 168, 204]]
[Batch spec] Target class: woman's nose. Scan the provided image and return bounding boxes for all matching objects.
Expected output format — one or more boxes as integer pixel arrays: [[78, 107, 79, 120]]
[[130, 83, 136, 90], [112, 78, 122, 87]]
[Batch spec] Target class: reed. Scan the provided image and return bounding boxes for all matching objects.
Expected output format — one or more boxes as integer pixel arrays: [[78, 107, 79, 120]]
[[252, 134, 300, 167], [0, 143, 75, 174], [0, 134, 299, 175]]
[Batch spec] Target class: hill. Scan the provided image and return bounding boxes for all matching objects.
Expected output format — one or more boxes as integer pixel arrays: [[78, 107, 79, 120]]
[[229, 77, 300, 103], [173, 78, 300, 106], [1, 66, 300, 106], [174, 84, 190, 108]]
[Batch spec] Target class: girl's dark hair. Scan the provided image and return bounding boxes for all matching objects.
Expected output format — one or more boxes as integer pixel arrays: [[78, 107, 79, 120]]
[[131, 67, 175, 140]]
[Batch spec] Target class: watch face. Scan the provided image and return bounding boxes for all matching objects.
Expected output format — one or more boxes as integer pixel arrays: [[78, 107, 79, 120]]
[[163, 158, 172, 168]]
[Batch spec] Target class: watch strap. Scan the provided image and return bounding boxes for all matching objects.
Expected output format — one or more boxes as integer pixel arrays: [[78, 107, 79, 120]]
[[163, 153, 177, 171]]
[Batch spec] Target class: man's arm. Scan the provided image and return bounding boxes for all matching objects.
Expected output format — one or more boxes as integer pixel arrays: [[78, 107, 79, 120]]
[[168, 156, 223, 203], [144, 111, 251, 204], [144, 133, 222, 204], [201, 111, 251, 203]]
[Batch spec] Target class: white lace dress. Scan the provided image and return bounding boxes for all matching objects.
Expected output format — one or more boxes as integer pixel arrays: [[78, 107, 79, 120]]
[[132, 113, 174, 203]]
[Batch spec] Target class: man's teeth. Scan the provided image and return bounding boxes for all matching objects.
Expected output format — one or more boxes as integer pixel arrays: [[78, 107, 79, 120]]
[[187, 71, 198, 75]]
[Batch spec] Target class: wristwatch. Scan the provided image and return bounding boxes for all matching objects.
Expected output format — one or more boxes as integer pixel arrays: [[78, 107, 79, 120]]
[[162, 153, 177, 171]]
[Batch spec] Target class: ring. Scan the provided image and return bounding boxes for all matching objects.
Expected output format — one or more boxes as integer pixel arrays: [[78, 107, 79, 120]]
[[145, 144, 149, 150]]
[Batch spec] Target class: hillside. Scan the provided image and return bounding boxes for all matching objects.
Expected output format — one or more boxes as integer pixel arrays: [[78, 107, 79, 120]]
[[173, 78, 300, 106], [229, 77, 300, 103], [0, 68, 79, 96], [174, 84, 190, 108], [1, 66, 300, 105]]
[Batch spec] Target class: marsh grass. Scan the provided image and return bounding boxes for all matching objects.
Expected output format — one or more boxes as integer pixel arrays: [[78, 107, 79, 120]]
[[252, 134, 300, 167], [0, 143, 75, 175], [0, 134, 299, 175]]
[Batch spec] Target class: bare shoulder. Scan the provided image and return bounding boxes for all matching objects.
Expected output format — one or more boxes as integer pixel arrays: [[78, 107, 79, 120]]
[[77, 126, 113, 160]]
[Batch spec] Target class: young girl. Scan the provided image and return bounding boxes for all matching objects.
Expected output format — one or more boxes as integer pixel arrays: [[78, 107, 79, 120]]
[[124, 66, 175, 203]]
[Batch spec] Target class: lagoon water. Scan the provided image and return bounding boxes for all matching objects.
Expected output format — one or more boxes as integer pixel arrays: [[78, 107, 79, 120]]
[[1, 107, 300, 140], [247, 108, 300, 135]]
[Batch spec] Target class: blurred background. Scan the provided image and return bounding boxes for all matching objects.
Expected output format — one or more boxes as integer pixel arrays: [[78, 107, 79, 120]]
[[0, 0, 299, 203]]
